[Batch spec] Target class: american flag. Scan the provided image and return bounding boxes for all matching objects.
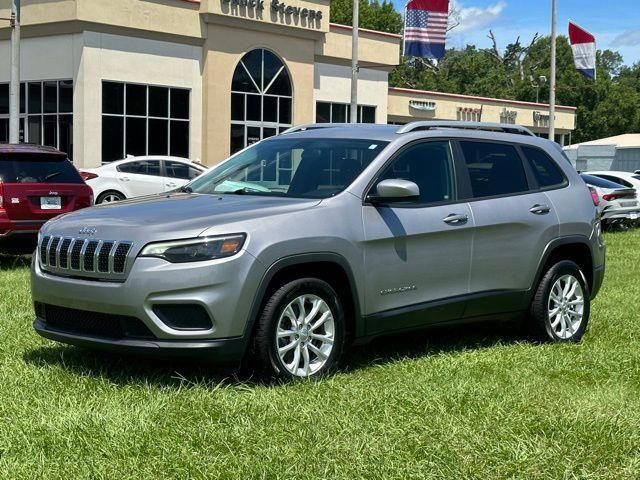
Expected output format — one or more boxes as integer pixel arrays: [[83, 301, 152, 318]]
[[403, 0, 449, 60]]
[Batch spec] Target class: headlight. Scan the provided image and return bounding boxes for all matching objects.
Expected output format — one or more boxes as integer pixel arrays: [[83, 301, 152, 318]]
[[139, 234, 246, 263]]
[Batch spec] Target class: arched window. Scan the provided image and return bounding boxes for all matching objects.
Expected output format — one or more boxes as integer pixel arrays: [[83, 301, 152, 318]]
[[230, 49, 292, 155]]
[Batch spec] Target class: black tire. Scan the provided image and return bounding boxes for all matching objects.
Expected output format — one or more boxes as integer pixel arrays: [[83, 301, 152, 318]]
[[253, 278, 346, 379], [529, 260, 591, 342], [96, 190, 126, 204]]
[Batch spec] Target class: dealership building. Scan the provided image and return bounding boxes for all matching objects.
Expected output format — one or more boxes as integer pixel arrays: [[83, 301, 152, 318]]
[[0, 0, 577, 168]]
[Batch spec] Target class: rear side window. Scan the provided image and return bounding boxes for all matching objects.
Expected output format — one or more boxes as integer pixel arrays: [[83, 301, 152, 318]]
[[460, 141, 529, 198], [378, 140, 455, 204], [580, 174, 625, 189], [593, 174, 632, 188], [521, 146, 566, 188], [117, 160, 161, 176], [0, 155, 82, 184]]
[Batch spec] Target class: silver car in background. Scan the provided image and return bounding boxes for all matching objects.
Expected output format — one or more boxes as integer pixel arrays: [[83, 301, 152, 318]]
[[31, 122, 606, 379], [580, 173, 640, 228]]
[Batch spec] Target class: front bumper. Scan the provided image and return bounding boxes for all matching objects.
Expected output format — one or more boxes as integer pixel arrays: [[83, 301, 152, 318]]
[[33, 318, 246, 362], [31, 248, 263, 350]]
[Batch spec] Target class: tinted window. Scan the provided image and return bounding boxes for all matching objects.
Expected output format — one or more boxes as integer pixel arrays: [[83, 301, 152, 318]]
[[378, 141, 455, 204], [461, 141, 529, 198], [117, 160, 161, 176], [580, 174, 625, 189], [0, 155, 82, 184], [522, 146, 566, 188], [165, 161, 202, 180], [592, 174, 632, 188], [633, 175, 640, 181]]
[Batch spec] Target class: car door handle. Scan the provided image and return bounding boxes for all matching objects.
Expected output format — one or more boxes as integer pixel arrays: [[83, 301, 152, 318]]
[[530, 204, 551, 215], [166, 183, 177, 187], [443, 213, 469, 225], [120, 177, 130, 182]]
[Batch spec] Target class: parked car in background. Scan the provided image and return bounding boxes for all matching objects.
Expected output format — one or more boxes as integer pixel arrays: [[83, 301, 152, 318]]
[[80, 156, 207, 204], [580, 173, 640, 228], [0, 144, 93, 250], [586, 171, 640, 202]]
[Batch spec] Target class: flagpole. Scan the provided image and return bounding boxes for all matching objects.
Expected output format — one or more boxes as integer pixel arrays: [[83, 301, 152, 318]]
[[350, 0, 359, 124], [549, 0, 557, 141], [9, 0, 21, 144]]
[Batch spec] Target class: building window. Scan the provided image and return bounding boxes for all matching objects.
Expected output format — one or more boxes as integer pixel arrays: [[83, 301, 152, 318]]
[[230, 49, 292, 155], [0, 80, 73, 159], [457, 107, 482, 122], [316, 102, 376, 123], [101, 81, 190, 163]]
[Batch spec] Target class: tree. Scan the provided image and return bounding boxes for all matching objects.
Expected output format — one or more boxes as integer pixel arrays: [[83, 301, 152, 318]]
[[330, 0, 403, 34]]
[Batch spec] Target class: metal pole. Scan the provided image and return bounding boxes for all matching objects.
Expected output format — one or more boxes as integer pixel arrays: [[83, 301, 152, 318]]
[[9, 0, 21, 143], [548, 0, 557, 141], [350, 0, 359, 124]]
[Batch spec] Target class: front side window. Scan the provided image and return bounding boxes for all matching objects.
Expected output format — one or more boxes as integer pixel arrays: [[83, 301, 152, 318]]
[[521, 146, 566, 189], [117, 160, 161, 176], [101, 81, 190, 163], [189, 138, 388, 199], [460, 141, 529, 198], [376, 141, 455, 204]]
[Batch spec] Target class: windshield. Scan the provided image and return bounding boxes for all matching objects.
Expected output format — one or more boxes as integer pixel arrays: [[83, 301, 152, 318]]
[[0, 154, 83, 184], [188, 138, 388, 199]]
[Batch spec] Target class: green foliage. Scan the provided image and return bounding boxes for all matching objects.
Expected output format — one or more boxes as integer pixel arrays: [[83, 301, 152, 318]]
[[390, 32, 640, 143], [330, 0, 403, 34]]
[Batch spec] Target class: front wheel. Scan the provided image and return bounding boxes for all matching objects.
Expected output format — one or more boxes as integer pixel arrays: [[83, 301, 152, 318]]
[[253, 278, 346, 379], [529, 260, 591, 342], [96, 190, 126, 204]]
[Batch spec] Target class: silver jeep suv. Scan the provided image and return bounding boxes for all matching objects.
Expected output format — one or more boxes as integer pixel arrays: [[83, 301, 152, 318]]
[[32, 122, 606, 378]]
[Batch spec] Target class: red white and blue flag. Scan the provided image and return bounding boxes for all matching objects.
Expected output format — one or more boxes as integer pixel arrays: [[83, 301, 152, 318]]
[[569, 21, 596, 80], [403, 0, 449, 60]]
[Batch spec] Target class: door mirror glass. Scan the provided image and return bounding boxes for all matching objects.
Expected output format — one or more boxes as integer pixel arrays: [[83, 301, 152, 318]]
[[371, 179, 420, 202]]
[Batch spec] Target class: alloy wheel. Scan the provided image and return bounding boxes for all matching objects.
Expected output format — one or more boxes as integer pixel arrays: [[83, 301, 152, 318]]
[[275, 294, 335, 377], [547, 274, 585, 340]]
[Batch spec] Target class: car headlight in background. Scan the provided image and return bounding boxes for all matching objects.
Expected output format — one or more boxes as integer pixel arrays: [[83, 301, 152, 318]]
[[139, 234, 246, 263]]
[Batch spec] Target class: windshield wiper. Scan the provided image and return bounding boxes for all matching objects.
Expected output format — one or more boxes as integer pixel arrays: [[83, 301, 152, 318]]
[[227, 187, 266, 195], [178, 185, 193, 193], [43, 172, 62, 181]]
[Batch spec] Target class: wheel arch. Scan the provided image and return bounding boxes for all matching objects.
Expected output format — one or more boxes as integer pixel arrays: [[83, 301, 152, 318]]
[[533, 236, 595, 296], [243, 253, 363, 346]]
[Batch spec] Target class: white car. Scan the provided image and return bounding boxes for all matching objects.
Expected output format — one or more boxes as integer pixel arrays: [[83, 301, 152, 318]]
[[586, 171, 640, 202], [80, 156, 207, 204]]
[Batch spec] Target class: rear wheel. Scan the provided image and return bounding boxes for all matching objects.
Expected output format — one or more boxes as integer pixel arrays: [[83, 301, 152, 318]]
[[253, 278, 345, 379], [96, 190, 125, 204], [530, 260, 590, 342]]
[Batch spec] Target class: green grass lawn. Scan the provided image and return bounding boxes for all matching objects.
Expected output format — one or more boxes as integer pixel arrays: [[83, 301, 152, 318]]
[[1, 232, 639, 479]]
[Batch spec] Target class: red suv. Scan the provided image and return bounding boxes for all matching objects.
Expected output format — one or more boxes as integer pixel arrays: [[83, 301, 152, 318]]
[[0, 144, 93, 249]]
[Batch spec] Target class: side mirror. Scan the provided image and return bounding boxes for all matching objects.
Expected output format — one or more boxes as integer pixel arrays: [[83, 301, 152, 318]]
[[369, 179, 420, 203]]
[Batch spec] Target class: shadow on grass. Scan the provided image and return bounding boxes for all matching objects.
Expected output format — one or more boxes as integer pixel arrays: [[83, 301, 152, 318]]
[[0, 253, 32, 270], [23, 320, 527, 389]]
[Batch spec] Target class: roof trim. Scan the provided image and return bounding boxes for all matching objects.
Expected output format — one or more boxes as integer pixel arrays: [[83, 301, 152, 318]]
[[389, 87, 578, 111], [329, 23, 403, 40]]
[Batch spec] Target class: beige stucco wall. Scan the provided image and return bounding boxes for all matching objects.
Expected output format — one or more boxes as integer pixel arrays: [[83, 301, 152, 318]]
[[314, 62, 388, 124], [388, 88, 577, 133], [317, 25, 400, 68], [202, 22, 316, 165]]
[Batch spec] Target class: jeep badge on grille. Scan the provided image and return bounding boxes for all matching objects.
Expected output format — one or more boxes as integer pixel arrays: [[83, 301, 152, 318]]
[[78, 226, 97, 236]]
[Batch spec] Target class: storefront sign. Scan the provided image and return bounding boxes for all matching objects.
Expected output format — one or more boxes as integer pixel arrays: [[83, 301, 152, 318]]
[[221, 0, 323, 21], [533, 111, 551, 126], [409, 100, 436, 112], [500, 108, 517, 122]]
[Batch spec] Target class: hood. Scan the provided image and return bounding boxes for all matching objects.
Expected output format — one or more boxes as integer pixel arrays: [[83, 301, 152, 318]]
[[42, 193, 321, 244]]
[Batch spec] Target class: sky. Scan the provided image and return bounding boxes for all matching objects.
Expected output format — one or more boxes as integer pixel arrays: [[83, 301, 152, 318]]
[[393, 0, 640, 65]]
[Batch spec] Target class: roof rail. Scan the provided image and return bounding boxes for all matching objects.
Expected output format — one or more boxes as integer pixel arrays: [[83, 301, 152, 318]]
[[281, 123, 353, 134], [396, 121, 535, 137]]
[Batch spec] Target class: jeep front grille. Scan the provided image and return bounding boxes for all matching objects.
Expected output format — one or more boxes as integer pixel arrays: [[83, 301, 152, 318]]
[[39, 235, 133, 281]]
